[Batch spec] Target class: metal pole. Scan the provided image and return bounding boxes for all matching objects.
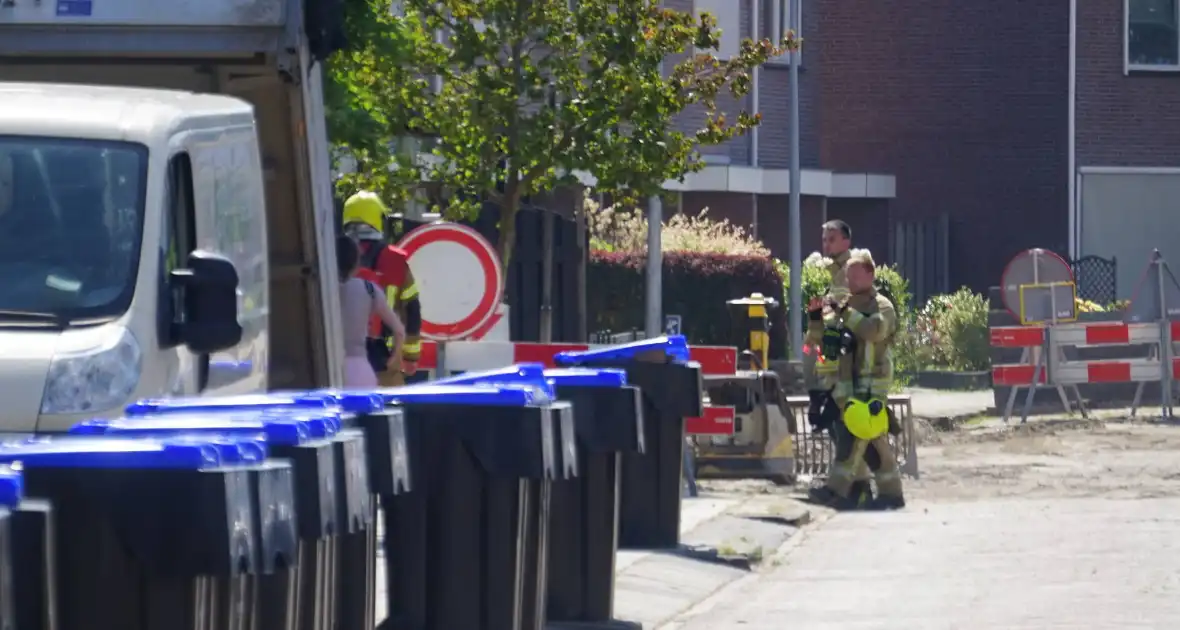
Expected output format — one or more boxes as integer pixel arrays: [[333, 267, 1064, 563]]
[[575, 192, 589, 341], [1156, 253, 1173, 419], [645, 195, 663, 338], [540, 208, 555, 342], [786, 0, 803, 361]]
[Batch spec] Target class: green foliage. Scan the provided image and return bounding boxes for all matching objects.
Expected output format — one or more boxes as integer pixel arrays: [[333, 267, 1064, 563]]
[[931, 288, 990, 372], [775, 253, 912, 328], [585, 193, 769, 256], [589, 251, 788, 356], [893, 288, 991, 375], [326, 0, 796, 268]]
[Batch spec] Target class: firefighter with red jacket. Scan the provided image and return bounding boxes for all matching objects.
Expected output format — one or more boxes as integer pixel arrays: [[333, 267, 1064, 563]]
[[342, 191, 422, 385]]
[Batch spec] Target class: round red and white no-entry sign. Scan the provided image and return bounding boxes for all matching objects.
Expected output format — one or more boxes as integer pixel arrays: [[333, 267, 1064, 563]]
[[397, 222, 504, 341]]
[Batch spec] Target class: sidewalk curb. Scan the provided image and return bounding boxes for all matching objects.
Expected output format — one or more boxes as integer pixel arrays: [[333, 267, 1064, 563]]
[[611, 496, 810, 629], [652, 507, 836, 630]]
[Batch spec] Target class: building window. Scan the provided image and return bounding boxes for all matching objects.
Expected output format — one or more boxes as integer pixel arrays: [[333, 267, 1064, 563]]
[[696, 0, 742, 60], [759, 0, 801, 65], [1128, 0, 1180, 69]]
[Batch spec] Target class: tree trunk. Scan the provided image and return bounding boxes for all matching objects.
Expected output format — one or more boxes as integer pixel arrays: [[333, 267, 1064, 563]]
[[497, 191, 520, 275]]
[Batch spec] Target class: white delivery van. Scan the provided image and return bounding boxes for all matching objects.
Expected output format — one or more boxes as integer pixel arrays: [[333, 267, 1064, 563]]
[[0, 83, 271, 431], [0, 0, 350, 432]]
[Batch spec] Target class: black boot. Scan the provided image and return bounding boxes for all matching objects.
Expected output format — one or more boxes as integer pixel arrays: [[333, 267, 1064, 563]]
[[848, 480, 873, 508], [805, 486, 859, 511], [864, 494, 906, 511]]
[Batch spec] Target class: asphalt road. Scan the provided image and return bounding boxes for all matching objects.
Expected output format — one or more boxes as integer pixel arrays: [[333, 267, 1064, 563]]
[[669, 497, 1180, 629]]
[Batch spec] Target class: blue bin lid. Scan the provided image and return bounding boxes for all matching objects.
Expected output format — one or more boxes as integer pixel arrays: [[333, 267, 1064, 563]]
[[311, 390, 385, 414], [434, 363, 556, 398], [73, 414, 310, 446], [0, 465, 21, 508], [0, 437, 226, 469], [380, 383, 544, 407], [543, 367, 628, 388], [125, 392, 335, 416], [152, 434, 269, 464], [553, 335, 691, 366], [260, 410, 342, 438]]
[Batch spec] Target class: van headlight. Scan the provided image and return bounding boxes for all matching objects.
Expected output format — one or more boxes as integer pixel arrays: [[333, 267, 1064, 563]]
[[40, 327, 143, 415]]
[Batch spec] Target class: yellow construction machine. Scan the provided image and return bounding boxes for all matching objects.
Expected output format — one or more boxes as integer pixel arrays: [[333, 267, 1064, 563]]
[[694, 293, 798, 485]]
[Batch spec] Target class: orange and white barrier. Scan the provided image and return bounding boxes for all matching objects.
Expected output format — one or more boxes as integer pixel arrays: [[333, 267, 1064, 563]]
[[990, 326, 1047, 387], [1046, 321, 1179, 417], [418, 340, 739, 435], [990, 319, 1180, 421]]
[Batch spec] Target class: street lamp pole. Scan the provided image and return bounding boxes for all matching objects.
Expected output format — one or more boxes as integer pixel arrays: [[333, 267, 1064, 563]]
[[645, 194, 663, 338], [786, 0, 803, 361]]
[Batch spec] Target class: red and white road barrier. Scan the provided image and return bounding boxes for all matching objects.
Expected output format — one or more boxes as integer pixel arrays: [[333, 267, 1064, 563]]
[[1049, 321, 1180, 386], [419, 340, 737, 376], [990, 319, 1180, 421], [990, 326, 1047, 387], [418, 340, 739, 435]]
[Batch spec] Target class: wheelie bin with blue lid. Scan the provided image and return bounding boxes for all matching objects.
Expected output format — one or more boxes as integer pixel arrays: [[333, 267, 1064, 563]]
[[377, 383, 573, 630], [105, 403, 346, 630], [124, 391, 404, 630], [430, 365, 580, 630], [543, 367, 644, 629], [0, 466, 18, 630], [0, 435, 267, 630], [312, 390, 411, 630], [72, 414, 310, 630], [554, 335, 703, 549]]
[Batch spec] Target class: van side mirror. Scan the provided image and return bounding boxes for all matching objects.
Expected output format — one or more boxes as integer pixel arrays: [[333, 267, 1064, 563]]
[[170, 250, 242, 354]]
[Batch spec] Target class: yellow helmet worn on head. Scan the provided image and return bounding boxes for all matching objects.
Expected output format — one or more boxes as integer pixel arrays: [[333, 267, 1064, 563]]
[[842, 398, 889, 440], [342, 191, 387, 233]]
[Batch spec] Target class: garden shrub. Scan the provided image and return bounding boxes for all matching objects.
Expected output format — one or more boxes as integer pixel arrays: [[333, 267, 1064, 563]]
[[931, 288, 990, 371], [586, 195, 770, 256]]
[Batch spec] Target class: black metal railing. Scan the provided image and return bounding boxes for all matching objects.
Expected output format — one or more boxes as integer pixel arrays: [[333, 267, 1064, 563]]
[[1069, 255, 1117, 305]]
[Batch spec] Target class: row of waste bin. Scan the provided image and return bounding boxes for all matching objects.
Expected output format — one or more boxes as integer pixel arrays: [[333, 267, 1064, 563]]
[[0, 335, 705, 630]]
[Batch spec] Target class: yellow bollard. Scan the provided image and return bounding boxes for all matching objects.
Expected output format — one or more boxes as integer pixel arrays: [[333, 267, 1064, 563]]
[[726, 293, 779, 370]]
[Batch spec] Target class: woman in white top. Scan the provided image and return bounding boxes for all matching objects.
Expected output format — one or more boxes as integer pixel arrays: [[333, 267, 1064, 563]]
[[338, 234, 405, 388]]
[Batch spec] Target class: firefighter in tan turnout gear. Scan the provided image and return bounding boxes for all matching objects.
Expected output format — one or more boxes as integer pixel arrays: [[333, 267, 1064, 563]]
[[806, 249, 906, 511], [805, 220, 874, 504]]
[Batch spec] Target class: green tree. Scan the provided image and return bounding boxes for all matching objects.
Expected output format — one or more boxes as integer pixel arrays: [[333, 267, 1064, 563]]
[[327, 0, 797, 267]]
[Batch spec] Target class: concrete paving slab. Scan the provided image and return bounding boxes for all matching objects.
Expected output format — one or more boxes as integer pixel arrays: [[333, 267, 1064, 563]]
[[615, 496, 739, 572], [667, 497, 1180, 629], [612, 502, 803, 628]]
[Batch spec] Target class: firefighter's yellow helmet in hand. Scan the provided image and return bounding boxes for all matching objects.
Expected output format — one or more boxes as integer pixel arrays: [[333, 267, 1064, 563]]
[[842, 397, 890, 440]]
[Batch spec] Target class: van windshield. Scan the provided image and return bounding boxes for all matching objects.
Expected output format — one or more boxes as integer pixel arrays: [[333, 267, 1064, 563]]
[[0, 136, 146, 324]]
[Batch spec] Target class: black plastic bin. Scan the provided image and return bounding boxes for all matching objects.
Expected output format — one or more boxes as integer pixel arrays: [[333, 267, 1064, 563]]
[[555, 336, 704, 549], [321, 392, 412, 630], [10, 497, 54, 630], [0, 435, 271, 630], [544, 368, 644, 629], [72, 413, 354, 630], [121, 395, 354, 630], [377, 383, 572, 630], [0, 466, 18, 630], [430, 367, 579, 630]]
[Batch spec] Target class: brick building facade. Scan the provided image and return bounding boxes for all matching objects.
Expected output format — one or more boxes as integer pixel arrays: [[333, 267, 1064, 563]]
[[672, 0, 1180, 299]]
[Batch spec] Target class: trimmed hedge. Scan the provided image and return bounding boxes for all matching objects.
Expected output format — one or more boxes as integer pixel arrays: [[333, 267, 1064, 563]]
[[588, 251, 789, 358]]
